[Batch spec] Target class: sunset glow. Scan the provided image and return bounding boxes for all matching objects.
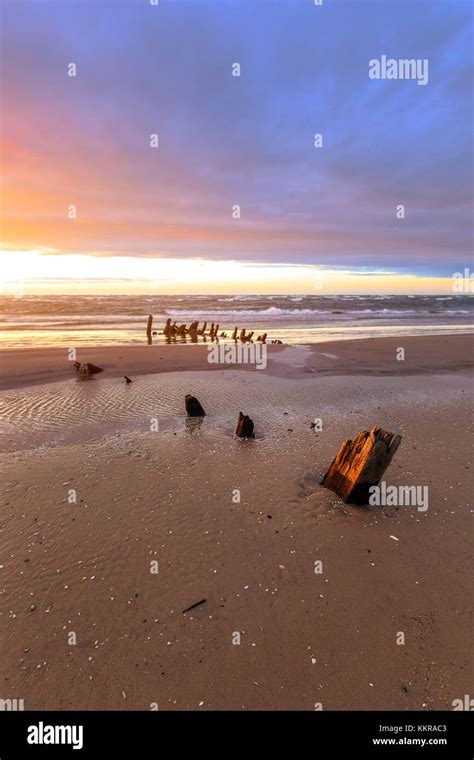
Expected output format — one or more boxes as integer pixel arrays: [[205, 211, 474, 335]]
[[1, 0, 472, 294], [0, 248, 458, 296]]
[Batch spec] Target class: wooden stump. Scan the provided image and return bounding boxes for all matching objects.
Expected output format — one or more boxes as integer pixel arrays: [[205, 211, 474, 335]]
[[321, 426, 401, 505], [188, 322, 198, 342], [73, 361, 104, 376], [146, 314, 153, 343], [235, 412, 254, 438], [185, 394, 206, 417]]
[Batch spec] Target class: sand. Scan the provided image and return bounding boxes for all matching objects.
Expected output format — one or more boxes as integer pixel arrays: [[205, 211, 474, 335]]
[[1, 333, 472, 390], [0, 334, 472, 710]]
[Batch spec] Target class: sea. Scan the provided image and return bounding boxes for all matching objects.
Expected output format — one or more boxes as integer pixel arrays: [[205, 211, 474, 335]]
[[0, 294, 472, 349]]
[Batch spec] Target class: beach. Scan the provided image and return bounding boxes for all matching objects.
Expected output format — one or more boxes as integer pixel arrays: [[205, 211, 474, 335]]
[[1, 0, 472, 742], [0, 333, 472, 710]]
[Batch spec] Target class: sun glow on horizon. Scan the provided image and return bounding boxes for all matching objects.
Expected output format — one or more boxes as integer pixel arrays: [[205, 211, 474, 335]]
[[0, 249, 458, 296]]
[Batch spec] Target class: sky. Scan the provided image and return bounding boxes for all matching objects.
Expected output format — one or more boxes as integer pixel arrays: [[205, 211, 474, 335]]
[[0, 0, 473, 294]]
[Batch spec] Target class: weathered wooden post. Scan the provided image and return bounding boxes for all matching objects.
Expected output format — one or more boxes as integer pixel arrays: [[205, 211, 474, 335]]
[[321, 426, 401, 506], [235, 412, 254, 438], [146, 314, 153, 344], [185, 394, 206, 417]]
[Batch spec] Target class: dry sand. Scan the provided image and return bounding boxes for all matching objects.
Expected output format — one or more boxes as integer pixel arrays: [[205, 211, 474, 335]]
[[0, 334, 472, 710]]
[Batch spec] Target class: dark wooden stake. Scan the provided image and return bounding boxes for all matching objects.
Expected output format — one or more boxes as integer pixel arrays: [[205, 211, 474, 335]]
[[185, 394, 206, 417], [321, 426, 402, 505], [146, 314, 153, 344], [235, 412, 255, 438]]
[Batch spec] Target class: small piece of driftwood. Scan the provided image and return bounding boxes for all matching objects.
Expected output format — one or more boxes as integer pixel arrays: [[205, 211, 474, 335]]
[[124, 376, 132, 384], [236, 412, 255, 438], [73, 361, 104, 376], [182, 598, 206, 614], [321, 426, 401, 505], [185, 394, 206, 417]]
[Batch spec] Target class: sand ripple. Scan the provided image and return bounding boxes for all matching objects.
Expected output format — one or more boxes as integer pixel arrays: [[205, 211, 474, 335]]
[[0, 371, 322, 451]]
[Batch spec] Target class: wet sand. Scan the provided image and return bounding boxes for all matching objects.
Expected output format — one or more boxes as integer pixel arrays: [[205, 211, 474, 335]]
[[0, 333, 472, 390], [0, 334, 472, 710]]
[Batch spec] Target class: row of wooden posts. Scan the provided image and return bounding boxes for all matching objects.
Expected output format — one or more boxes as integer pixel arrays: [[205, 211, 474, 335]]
[[146, 315, 282, 344], [164, 318, 269, 343]]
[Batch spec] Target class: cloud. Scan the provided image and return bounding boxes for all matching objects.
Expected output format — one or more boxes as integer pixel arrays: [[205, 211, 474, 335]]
[[1, 0, 472, 277]]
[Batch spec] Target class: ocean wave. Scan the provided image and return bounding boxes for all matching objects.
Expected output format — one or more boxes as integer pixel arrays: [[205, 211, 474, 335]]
[[0, 314, 162, 324], [165, 307, 320, 317], [164, 306, 473, 318], [217, 295, 250, 302], [2, 305, 472, 327]]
